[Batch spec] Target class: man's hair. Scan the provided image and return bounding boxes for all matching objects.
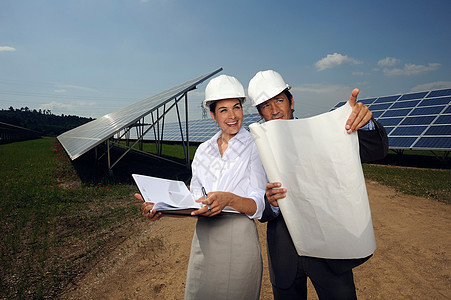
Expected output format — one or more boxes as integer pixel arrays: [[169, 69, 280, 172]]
[[256, 89, 293, 114], [284, 89, 293, 104], [210, 98, 243, 114]]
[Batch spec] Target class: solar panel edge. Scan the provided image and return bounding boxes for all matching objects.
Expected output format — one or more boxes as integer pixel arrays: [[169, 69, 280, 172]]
[[330, 87, 451, 151], [58, 68, 223, 159]]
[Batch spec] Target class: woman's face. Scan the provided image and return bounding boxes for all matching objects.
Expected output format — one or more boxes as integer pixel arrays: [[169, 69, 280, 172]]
[[210, 98, 243, 139]]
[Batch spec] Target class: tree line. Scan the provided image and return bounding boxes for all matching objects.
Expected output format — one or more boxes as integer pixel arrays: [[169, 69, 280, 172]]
[[0, 106, 94, 136]]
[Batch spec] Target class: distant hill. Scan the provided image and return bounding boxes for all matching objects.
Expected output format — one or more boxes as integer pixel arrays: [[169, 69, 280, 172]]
[[0, 107, 94, 137]]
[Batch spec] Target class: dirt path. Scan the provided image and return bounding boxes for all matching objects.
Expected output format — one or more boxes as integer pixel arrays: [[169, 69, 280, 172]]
[[61, 180, 450, 299]]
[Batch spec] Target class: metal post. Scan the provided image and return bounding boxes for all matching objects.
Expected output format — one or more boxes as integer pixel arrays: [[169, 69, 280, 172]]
[[159, 104, 166, 155], [107, 139, 113, 176], [185, 93, 190, 167]]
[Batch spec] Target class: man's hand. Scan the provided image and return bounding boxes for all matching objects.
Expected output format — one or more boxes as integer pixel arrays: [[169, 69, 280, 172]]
[[266, 182, 286, 207], [135, 193, 163, 221], [345, 88, 372, 133]]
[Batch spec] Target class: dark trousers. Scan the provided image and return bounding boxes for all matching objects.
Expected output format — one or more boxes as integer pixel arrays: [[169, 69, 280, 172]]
[[272, 256, 357, 300]]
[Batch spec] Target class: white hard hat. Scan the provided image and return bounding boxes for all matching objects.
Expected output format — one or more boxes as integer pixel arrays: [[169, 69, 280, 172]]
[[248, 70, 291, 107], [203, 74, 246, 109]]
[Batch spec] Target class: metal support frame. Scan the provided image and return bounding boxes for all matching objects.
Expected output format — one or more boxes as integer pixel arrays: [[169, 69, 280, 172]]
[[430, 150, 450, 163], [98, 91, 194, 172], [389, 148, 450, 164]]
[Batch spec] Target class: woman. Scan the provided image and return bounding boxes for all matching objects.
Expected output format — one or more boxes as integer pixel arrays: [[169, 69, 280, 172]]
[[139, 74, 267, 299]]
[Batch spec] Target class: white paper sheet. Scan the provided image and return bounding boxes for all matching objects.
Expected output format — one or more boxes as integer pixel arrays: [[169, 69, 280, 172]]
[[132, 174, 239, 214], [132, 174, 201, 211], [249, 102, 376, 259]]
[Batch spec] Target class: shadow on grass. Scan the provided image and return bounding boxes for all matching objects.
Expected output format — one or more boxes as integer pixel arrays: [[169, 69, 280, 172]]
[[72, 144, 193, 185], [376, 152, 450, 169]]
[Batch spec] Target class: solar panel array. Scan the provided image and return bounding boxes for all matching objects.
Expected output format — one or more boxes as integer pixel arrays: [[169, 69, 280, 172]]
[[58, 68, 222, 159], [332, 88, 451, 151], [148, 113, 262, 142]]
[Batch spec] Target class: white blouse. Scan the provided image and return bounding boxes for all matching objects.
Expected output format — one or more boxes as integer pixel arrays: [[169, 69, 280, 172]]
[[189, 126, 267, 219]]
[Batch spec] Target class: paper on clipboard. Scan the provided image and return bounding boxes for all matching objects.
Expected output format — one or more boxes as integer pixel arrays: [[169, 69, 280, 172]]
[[132, 174, 239, 215], [132, 174, 201, 214], [249, 102, 376, 259]]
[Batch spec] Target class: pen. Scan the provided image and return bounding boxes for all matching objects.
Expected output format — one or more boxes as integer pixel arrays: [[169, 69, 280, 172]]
[[202, 187, 212, 212]]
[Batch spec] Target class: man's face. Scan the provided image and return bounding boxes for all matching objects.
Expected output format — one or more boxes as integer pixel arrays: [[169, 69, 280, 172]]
[[257, 92, 294, 121]]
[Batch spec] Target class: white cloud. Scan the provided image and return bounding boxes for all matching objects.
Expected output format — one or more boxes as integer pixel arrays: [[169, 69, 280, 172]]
[[352, 71, 371, 76], [188, 90, 204, 98], [383, 63, 441, 76], [411, 81, 451, 92], [315, 53, 362, 71], [39, 100, 98, 116], [75, 101, 97, 107], [39, 101, 74, 111], [292, 83, 352, 96], [54, 83, 98, 93], [378, 57, 401, 66], [54, 89, 67, 93], [0, 46, 16, 52]]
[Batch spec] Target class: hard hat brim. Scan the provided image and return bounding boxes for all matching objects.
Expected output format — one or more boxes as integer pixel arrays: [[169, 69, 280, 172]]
[[203, 97, 246, 109], [251, 84, 291, 107]]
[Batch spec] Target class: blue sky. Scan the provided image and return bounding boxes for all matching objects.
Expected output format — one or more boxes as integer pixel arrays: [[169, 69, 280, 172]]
[[1, 0, 450, 122]]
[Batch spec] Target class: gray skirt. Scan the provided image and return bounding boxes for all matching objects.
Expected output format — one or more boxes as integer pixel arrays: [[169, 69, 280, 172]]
[[185, 213, 262, 300]]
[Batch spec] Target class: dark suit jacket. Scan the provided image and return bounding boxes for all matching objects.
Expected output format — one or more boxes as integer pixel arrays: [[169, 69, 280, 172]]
[[259, 120, 389, 289]]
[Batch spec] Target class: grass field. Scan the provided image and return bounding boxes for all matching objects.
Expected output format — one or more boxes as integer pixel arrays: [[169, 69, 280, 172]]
[[0, 138, 142, 298], [363, 164, 450, 203], [0, 137, 449, 298]]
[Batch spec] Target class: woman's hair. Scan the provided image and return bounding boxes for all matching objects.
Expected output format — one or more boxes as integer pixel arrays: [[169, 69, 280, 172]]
[[209, 98, 243, 114]]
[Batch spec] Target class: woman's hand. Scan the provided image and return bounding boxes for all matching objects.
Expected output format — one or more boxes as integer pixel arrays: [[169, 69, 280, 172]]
[[191, 191, 231, 217], [135, 193, 163, 221]]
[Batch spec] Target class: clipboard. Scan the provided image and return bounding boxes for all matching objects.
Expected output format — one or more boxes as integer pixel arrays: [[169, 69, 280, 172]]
[[132, 174, 239, 215], [132, 174, 201, 215]]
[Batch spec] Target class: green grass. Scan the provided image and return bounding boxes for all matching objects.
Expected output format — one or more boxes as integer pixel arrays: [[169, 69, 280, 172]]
[[0, 138, 141, 299], [362, 164, 451, 204], [389, 148, 447, 158]]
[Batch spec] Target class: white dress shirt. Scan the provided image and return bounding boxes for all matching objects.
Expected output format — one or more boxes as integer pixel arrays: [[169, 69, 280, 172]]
[[190, 126, 267, 219]]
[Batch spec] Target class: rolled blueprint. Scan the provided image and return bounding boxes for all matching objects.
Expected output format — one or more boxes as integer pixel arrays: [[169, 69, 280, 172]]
[[249, 102, 376, 259]]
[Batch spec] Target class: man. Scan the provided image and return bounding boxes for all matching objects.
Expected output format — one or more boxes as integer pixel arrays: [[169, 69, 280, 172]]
[[247, 70, 388, 299]]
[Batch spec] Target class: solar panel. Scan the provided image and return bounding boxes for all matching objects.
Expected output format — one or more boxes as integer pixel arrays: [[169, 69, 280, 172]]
[[149, 113, 262, 143], [384, 127, 395, 135], [399, 91, 428, 100], [434, 115, 451, 124], [391, 126, 427, 135], [371, 111, 385, 118], [360, 98, 377, 105], [419, 96, 451, 106], [426, 89, 451, 98], [378, 118, 404, 126], [390, 137, 418, 148], [57, 68, 222, 159], [414, 137, 451, 149], [331, 88, 451, 151], [424, 125, 451, 135], [375, 95, 400, 103], [381, 108, 411, 118], [391, 100, 420, 109], [369, 102, 392, 110], [400, 116, 436, 125]]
